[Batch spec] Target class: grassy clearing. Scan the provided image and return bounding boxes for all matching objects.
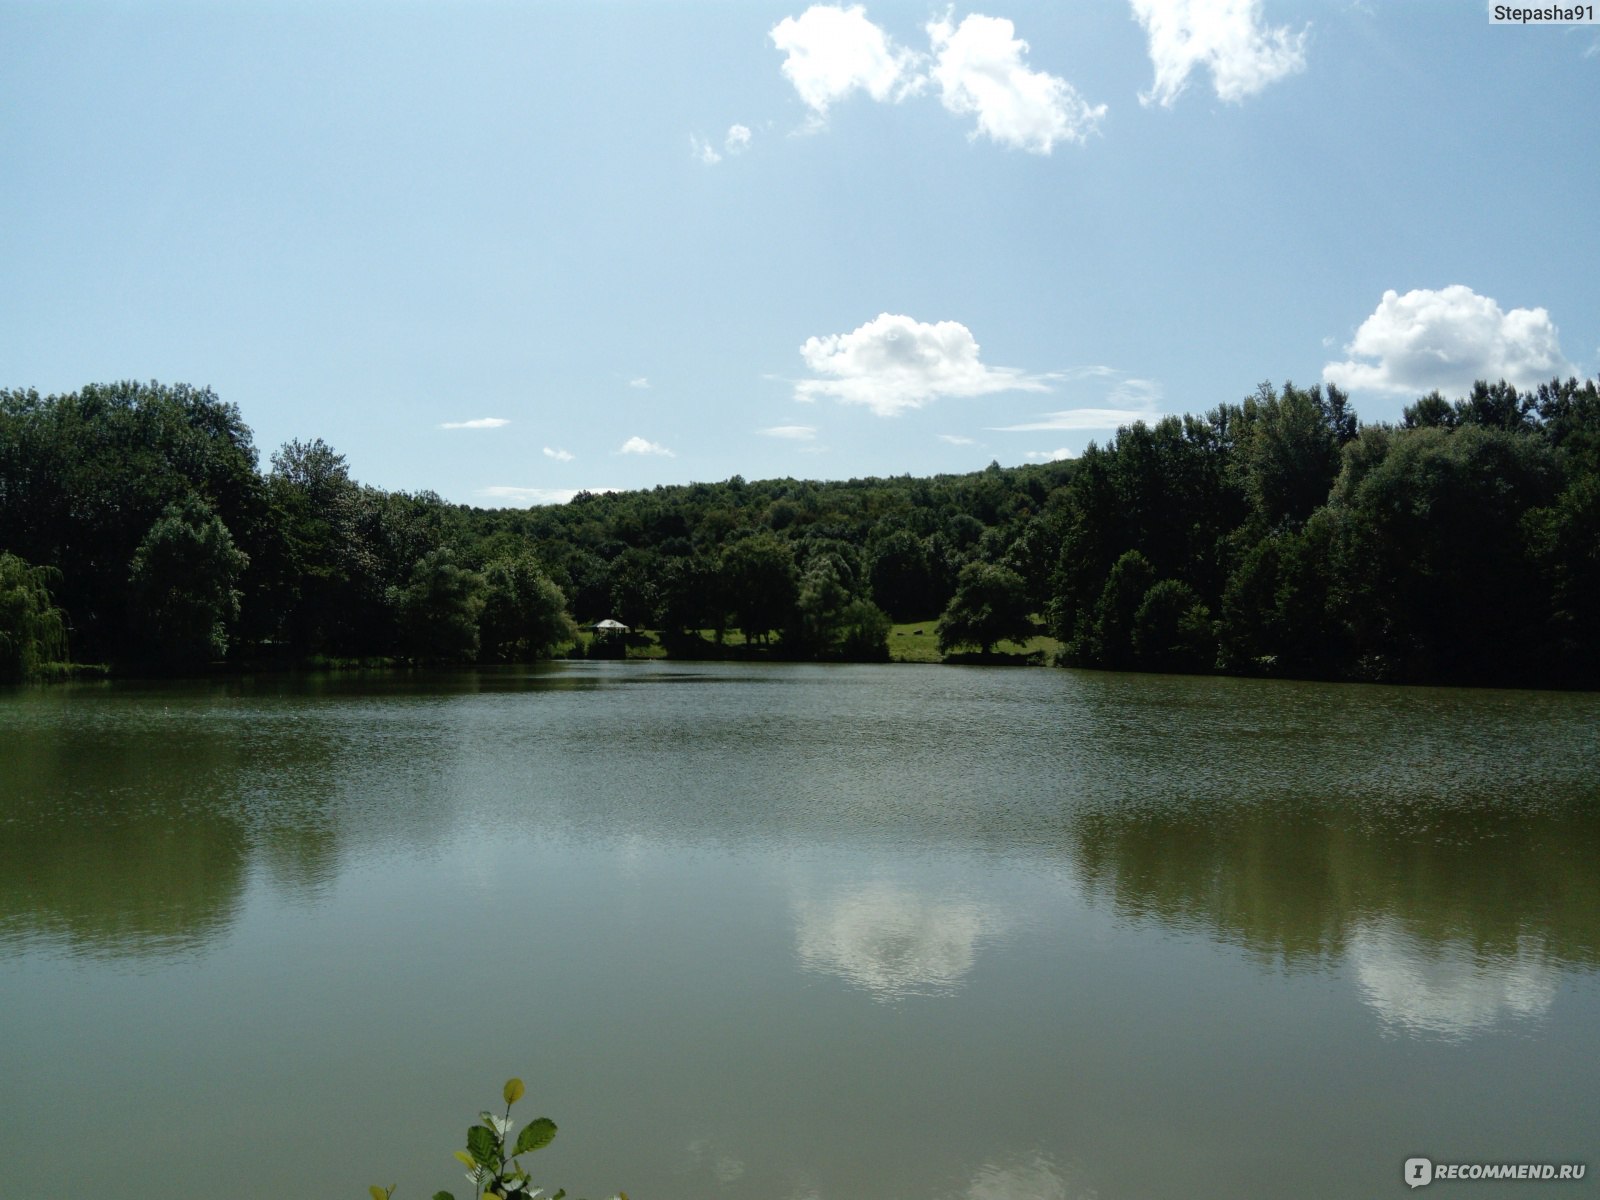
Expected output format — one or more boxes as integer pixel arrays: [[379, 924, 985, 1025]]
[[887, 620, 944, 663], [567, 622, 1062, 665]]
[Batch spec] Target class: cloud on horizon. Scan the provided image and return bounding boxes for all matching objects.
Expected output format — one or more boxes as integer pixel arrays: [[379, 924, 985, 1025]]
[[478, 485, 608, 506], [796, 312, 1055, 417], [1023, 447, 1076, 461], [1132, 0, 1308, 106], [1322, 285, 1572, 397]]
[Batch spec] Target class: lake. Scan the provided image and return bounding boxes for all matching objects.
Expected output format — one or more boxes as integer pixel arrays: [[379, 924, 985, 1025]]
[[2, 662, 1597, 1199]]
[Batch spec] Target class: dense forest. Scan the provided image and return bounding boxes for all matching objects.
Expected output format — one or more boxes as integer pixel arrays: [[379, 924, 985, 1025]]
[[2, 376, 1597, 687]]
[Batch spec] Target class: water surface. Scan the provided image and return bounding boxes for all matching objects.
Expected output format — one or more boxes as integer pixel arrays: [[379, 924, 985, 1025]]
[[2, 663, 1596, 1199]]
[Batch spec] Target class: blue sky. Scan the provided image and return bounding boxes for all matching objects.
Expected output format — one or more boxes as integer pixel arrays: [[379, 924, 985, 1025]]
[[4, 1, 1597, 505]]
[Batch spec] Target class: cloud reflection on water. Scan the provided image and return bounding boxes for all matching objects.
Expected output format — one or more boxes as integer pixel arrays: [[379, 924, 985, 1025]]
[[1350, 921, 1559, 1039], [957, 1151, 1096, 1200], [792, 880, 999, 1000]]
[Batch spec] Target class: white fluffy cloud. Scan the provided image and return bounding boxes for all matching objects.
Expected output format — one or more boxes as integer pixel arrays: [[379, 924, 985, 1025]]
[[438, 417, 509, 429], [759, 424, 818, 439], [1023, 447, 1076, 461], [796, 313, 1054, 417], [1131, 0, 1308, 106], [619, 435, 675, 457], [928, 14, 1106, 153], [1322, 285, 1572, 397], [725, 124, 752, 154], [542, 446, 574, 462], [628, 376, 650, 389], [770, 5, 925, 117]]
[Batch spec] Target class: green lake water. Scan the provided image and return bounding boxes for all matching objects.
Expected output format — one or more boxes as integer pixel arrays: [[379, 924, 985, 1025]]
[[1, 662, 1596, 1199]]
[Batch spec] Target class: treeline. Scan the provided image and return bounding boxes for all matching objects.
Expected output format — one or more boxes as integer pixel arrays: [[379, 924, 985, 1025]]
[[1, 376, 1597, 686], [1047, 377, 1600, 687]]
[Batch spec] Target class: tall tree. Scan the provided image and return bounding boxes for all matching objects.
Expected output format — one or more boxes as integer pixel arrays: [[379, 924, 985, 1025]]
[[127, 497, 251, 669]]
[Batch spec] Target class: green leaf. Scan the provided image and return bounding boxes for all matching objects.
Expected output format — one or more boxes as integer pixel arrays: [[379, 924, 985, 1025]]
[[368, 1187, 390, 1200], [513, 1117, 557, 1156], [433, 1193, 456, 1200], [453, 1150, 477, 1169], [467, 1123, 500, 1167], [503, 1077, 525, 1105]]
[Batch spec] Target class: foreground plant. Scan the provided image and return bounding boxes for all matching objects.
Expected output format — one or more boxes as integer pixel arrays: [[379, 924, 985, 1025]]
[[370, 1077, 626, 1200]]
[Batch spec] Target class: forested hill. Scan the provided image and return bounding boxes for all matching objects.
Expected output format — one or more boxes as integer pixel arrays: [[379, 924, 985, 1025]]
[[2, 377, 1598, 688]]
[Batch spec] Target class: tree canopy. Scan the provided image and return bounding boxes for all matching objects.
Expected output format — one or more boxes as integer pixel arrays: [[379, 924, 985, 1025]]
[[3, 375, 1598, 687]]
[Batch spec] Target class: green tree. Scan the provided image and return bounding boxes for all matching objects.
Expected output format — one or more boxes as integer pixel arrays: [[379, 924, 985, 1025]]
[[1131, 578, 1214, 673], [1086, 548, 1156, 669], [480, 552, 577, 661], [792, 555, 851, 656], [127, 497, 251, 668], [936, 562, 1033, 655], [869, 529, 936, 620], [1241, 383, 1341, 530], [0, 552, 68, 680], [0, 382, 265, 661], [1330, 424, 1557, 682], [837, 598, 892, 662], [393, 548, 485, 664], [719, 533, 797, 645]]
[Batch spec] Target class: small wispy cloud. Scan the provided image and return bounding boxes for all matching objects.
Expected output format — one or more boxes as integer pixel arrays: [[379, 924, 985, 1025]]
[[439, 417, 510, 430], [542, 446, 574, 462], [1023, 447, 1076, 462], [477, 485, 607, 506], [693, 124, 756, 165], [991, 408, 1160, 432], [938, 433, 977, 445], [620, 436, 675, 457], [759, 424, 818, 440], [628, 377, 651, 389]]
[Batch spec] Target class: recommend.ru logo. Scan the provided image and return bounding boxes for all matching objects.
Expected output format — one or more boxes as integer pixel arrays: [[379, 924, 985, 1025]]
[[1405, 1156, 1588, 1186]]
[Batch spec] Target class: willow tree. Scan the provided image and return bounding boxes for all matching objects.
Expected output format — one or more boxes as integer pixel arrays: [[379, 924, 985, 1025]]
[[0, 552, 68, 680]]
